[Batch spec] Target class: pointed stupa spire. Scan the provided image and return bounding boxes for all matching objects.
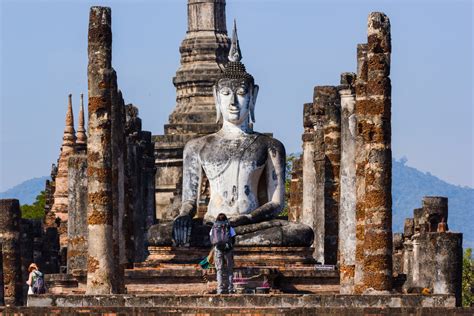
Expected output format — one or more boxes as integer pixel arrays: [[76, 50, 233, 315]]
[[228, 19, 242, 62], [76, 93, 87, 151], [63, 94, 76, 147]]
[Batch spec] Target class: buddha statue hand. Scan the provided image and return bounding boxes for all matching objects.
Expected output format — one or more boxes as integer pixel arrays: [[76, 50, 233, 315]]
[[229, 214, 253, 227], [172, 214, 193, 246], [172, 201, 195, 246]]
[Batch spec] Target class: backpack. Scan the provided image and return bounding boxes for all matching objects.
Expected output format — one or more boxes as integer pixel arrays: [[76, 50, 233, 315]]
[[210, 220, 232, 251], [32, 270, 46, 294]]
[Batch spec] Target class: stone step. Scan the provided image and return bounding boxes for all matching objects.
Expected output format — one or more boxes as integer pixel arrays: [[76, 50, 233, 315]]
[[6, 306, 470, 316], [169, 111, 217, 124], [164, 123, 220, 135], [143, 246, 318, 266], [26, 293, 458, 309]]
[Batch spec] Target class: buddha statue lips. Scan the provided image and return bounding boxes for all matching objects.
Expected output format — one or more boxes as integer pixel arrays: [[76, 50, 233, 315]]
[[164, 21, 314, 248]]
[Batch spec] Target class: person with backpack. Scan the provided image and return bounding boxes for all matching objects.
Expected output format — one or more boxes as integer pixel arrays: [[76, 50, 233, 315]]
[[26, 263, 46, 294], [209, 213, 236, 294]]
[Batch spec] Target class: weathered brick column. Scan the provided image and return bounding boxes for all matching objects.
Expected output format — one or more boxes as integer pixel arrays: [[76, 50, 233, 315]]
[[338, 72, 357, 293], [314, 86, 341, 265], [354, 43, 368, 294], [86, 6, 117, 294], [0, 199, 23, 306], [361, 12, 393, 292], [301, 103, 317, 247], [67, 155, 88, 274], [111, 84, 126, 293], [311, 95, 326, 263]]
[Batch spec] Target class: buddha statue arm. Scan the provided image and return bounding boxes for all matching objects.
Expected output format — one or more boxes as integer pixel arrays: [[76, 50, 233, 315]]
[[250, 140, 286, 221], [173, 139, 202, 246]]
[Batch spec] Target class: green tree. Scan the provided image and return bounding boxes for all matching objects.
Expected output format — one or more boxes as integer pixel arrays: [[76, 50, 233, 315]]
[[20, 190, 46, 219], [281, 153, 299, 217], [462, 248, 473, 307]]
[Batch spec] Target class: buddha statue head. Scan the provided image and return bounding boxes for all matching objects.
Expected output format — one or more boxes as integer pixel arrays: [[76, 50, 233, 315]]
[[213, 20, 259, 129]]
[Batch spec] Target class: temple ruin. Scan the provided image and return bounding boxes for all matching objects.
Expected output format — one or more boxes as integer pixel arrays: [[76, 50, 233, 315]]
[[0, 0, 467, 313]]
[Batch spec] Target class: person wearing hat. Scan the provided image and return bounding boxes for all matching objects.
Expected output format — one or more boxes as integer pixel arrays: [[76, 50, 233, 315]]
[[26, 263, 45, 294]]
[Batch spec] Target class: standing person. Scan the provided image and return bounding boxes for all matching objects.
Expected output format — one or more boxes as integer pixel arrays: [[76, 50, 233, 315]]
[[210, 213, 236, 294], [26, 263, 46, 294]]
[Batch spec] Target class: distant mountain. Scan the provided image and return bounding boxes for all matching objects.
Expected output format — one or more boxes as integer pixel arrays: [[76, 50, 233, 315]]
[[0, 176, 49, 205], [392, 158, 473, 249], [1, 159, 472, 248]]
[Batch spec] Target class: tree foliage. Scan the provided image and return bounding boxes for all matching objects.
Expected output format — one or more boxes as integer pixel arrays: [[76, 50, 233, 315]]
[[281, 153, 299, 217], [20, 190, 46, 219], [462, 248, 473, 307]]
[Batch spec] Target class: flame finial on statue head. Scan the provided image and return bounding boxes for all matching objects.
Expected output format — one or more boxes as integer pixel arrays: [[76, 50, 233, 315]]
[[228, 19, 242, 62], [217, 19, 254, 86]]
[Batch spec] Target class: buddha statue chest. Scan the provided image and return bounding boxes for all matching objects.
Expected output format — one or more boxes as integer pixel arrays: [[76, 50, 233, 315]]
[[199, 133, 267, 221]]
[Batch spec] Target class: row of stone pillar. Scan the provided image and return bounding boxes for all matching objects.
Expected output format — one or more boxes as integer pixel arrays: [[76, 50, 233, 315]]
[[295, 12, 393, 294]]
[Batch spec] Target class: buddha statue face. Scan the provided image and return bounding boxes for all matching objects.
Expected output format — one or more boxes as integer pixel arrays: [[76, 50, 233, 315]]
[[214, 78, 259, 126]]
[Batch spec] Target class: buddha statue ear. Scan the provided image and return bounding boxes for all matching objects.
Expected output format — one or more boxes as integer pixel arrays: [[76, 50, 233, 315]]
[[213, 85, 222, 123], [249, 84, 259, 124]]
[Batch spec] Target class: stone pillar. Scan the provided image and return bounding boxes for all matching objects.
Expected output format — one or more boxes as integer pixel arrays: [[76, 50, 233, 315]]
[[362, 12, 393, 292], [311, 102, 325, 263], [338, 72, 357, 293], [67, 154, 88, 274], [142, 131, 157, 233], [111, 86, 126, 292], [418, 233, 462, 305], [49, 94, 77, 250], [354, 43, 368, 294], [301, 103, 316, 237], [0, 199, 23, 306], [86, 6, 117, 294], [314, 86, 341, 265]]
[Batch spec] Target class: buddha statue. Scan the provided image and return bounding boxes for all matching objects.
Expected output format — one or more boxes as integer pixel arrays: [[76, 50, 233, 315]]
[[149, 22, 313, 248]]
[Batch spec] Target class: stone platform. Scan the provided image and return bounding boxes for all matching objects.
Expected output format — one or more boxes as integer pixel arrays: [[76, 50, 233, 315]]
[[26, 294, 458, 310], [143, 246, 317, 266], [46, 265, 339, 295], [46, 246, 338, 295]]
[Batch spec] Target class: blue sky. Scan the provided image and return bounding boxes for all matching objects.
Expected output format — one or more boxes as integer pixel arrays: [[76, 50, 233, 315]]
[[0, 0, 472, 191]]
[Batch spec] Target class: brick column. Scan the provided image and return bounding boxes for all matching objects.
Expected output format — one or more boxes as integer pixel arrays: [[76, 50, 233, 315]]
[[314, 86, 341, 265], [354, 43, 368, 294], [86, 6, 117, 294], [361, 12, 393, 292], [301, 103, 317, 248], [311, 105, 325, 263], [0, 199, 23, 306], [338, 72, 357, 293], [67, 154, 88, 274]]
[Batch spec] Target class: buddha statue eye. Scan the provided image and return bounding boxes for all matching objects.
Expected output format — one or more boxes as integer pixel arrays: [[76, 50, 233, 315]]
[[220, 88, 231, 96], [237, 88, 247, 95]]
